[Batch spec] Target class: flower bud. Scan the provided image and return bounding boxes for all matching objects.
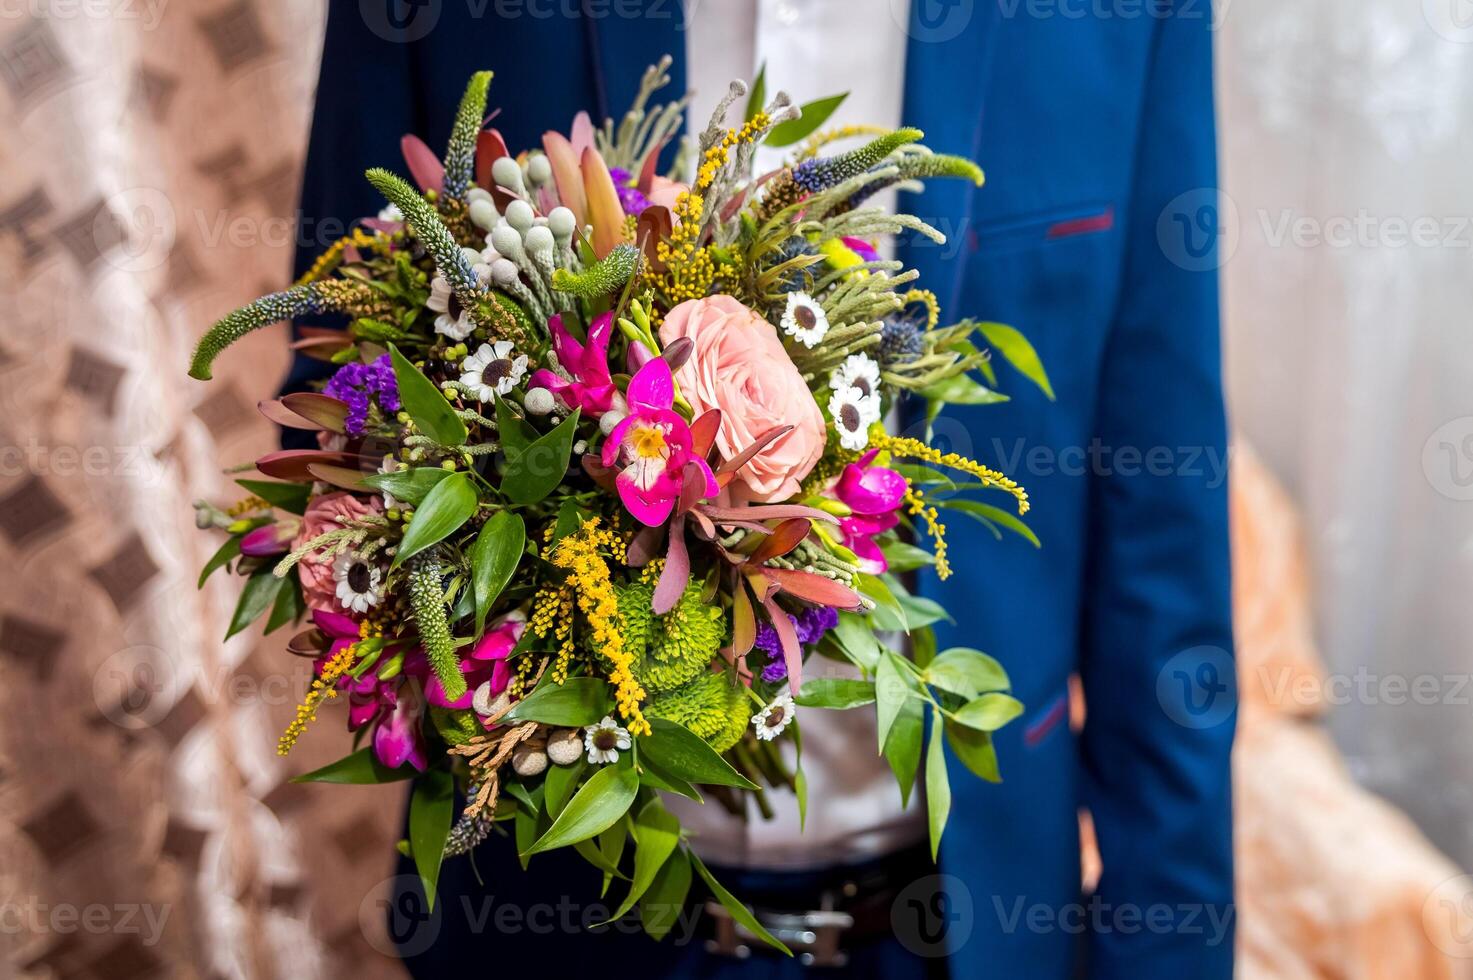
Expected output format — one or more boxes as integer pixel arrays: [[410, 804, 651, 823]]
[[526, 154, 552, 186], [492, 156, 525, 193], [546, 728, 583, 766], [524, 387, 556, 415], [468, 198, 498, 231], [504, 198, 535, 234]]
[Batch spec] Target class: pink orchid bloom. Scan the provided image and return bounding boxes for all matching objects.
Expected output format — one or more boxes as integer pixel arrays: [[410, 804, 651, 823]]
[[601, 357, 718, 526], [832, 449, 908, 573], [239, 518, 299, 557], [423, 614, 525, 710], [530, 313, 617, 416], [311, 609, 429, 771]]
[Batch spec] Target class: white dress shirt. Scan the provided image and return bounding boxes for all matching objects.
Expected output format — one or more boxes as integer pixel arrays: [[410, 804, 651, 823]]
[[671, 0, 926, 870]]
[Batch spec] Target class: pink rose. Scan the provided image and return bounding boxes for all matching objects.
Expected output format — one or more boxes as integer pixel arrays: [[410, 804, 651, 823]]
[[659, 295, 825, 502], [293, 491, 382, 614]]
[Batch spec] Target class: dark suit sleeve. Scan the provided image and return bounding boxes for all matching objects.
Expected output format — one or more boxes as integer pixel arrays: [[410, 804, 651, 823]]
[[1077, 6, 1237, 976], [281, 3, 424, 415]]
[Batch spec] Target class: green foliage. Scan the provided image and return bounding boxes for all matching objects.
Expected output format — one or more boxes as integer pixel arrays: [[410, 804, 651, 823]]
[[189, 284, 323, 380], [388, 343, 469, 447], [393, 471, 476, 567], [367, 168, 480, 296], [469, 510, 525, 634], [524, 763, 639, 855], [500, 409, 579, 505], [505, 677, 611, 726], [640, 717, 758, 789], [291, 747, 417, 784], [765, 92, 848, 147], [443, 71, 492, 200], [429, 705, 481, 746], [409, 769, 455, 910], [551, 243, 639, 298]]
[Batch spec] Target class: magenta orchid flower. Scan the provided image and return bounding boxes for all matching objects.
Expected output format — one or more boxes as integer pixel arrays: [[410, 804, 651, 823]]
[[530, 313, 617, 416], [311, 609, 429, 771], [423, 613, 524, 710], [373, 681, 428, 771], [601, 357, 718, 526], [239, 518, 299, 557], [831, 449, 908, 573]]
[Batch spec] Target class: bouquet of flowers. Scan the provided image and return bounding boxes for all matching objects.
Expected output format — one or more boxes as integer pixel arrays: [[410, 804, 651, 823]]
[[190, 59, 1048, 951]]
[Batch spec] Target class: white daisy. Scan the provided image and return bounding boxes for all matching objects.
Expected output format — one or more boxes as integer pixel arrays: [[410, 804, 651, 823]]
[[828, 385, 882, 451], [332, 552, 384, 614], [752, 693, 796, 741], [426, 275, 476, 341], [780, 292, 830, 348], [584, 716, 631, 764], [829, 352, 882, 402], [460, 341, 528, 402]]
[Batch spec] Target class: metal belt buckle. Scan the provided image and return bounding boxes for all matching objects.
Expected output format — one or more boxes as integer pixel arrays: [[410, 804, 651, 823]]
[[704, 900, 856, 968]]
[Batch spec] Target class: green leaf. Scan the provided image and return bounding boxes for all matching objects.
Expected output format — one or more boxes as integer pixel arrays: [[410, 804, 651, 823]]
[[764, 92, 848, 147], [925, 647, 1010, 699], [875, 651, 914, 751], [575, 835, 628, 882], [469, 510, 524, 634], [513, 789, 542, 869], [744, 61, 766, 122], [291, 747, 418, 784], [925, 715, 952, 860], [940, 498, 1040, 547], [944, 721, 1000, 782], [525, 764, 639, 855], [831, 611, 882, 671], [793, 678, 876, 710], [598, 824, 629, 896], [236, 478, 310, 514], [975, 321, 1054, 400], [198, 536, 242, 588], [636, 755, 703, 802], [792, 719, 808, 831], [641, 717, 759, 790], [544, 755, 587, 819], [393, 471, 477, 567], [640, 848, 693, 941], [919, 372, 1010, 407], [689, 850, 791, 955], [494, 397, 536, 456], [951, 692, 1025, 732], [505, 677, 612, 727], [912, 627, 938, 671], [264, 576, 304, 634], [878, 540, 935, 573], [225, 570, 287, 639], [855, 573, 906, 632], [893, 592, 952, 630], [883, 695, 924, 806], [409, 769, 454, 910], [501, 408, 579, 505], [605, 798, 682, 921], [361, 466, 451, 507], [389, 343, 468, 446]]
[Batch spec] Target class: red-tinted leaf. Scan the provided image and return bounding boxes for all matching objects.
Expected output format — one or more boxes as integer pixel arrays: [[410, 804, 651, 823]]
[[307, 463, 371, 491], [256, 450, 358, 482], [748, 518, 812, 564], [570, 110, 595, 156], [543, 131, 587, 225], [690, 410, 722, 458], [731, 577, 756, 659], [280, 392, 348, 433], [636, 206, 673, 271], [580, 454, 618, 493], [762, 596, 803, 692], [653, 514, 690, 615], [717, 425, 793, 476], [699, 503, 836, 525], [583, 147, 624, 260], [258, 398, 319, 431], [400, 134, 444, 194], [763, 567, 864, 609]]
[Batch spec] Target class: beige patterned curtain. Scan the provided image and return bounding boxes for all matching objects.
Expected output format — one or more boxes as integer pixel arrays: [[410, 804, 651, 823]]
[[0, 4, 404, 977]]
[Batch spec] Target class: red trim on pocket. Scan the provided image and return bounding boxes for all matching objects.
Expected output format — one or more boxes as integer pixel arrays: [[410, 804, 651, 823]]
[[1046, 208, 1114, 239], [1024, 692, 1069, 746]]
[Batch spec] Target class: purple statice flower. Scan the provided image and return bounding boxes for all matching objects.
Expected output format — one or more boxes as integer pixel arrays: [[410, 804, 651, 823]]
[[608, 167, 653, 216], [323, 354, 400, 436], [756, 605, 840, 683]]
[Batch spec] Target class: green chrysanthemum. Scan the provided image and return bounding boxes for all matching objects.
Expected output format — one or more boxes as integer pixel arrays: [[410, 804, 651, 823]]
[[643, 671, 750, 752], [619, 581, 726, 694], [429, 706, 480, 746]]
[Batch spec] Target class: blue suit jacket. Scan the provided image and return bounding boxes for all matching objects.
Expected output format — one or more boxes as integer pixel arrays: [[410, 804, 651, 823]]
[[291, 4, 1236, 976]]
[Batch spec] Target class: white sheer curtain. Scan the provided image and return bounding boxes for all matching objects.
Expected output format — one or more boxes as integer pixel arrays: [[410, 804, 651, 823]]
[[1217, 0, 1473, 869]]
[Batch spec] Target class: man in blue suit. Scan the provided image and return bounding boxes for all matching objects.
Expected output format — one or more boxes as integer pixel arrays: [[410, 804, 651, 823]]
[[290, 2, 1235, 976]]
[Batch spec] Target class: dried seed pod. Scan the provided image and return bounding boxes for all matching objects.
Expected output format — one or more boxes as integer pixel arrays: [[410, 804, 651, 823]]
[[511, 742, 549, 777], [546, 728, 584, 766]]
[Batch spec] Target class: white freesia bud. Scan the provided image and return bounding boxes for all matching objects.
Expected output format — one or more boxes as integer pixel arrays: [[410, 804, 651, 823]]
[[492, 156, 525, 194], [524, 225, 554, 258], [504, 198, 535, 234], [546, 729, 583, 765], [547, 207, 576, 245], [468, 198, 498, 231], [491, 224, 523, 260], [599, 409, 626, 435], [524, 387, 556, 415], [526, 154, 552, 186], [491, 258, 520, 287]]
